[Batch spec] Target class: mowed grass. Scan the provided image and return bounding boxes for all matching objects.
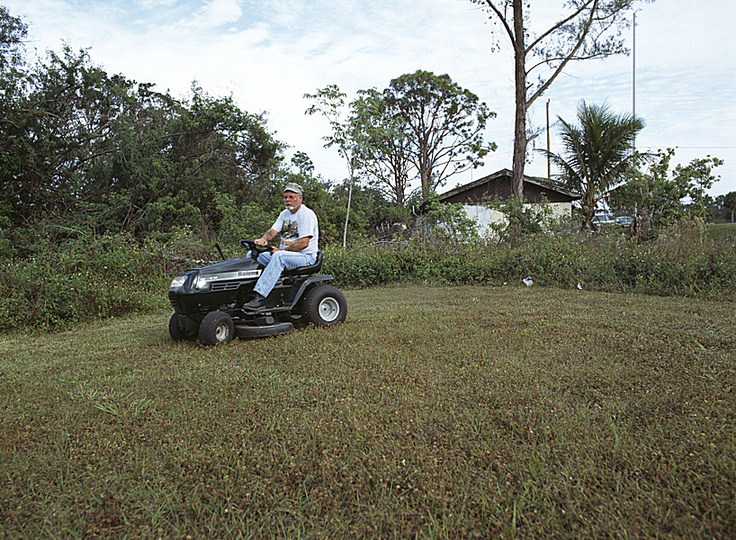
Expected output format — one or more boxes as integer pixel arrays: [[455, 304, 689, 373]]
[[0, 285, 734, 538]]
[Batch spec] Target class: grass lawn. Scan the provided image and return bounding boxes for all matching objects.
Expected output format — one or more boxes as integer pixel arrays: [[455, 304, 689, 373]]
[[709, 222, 736, 240], [1, 285, 734, 538]]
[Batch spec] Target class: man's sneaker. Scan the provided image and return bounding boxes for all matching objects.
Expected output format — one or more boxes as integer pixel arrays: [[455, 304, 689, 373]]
[[243, 293, 266, 311]]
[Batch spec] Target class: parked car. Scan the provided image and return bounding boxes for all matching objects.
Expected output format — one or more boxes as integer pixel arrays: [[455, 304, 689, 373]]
[[592, 214, 615, 227], [615, 216, 634, 226]]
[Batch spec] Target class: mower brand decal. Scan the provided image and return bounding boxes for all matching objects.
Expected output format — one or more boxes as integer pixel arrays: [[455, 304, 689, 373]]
[[200, 270, 260, 284]]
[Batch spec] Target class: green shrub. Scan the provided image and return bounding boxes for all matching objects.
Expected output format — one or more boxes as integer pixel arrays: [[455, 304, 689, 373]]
[[325, 228, 735, 299], [0, 233, 185, 332]]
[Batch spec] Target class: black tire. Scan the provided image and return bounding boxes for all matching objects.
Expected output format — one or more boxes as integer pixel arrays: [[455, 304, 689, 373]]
[[302, 284, 347, 327], [199, 310, 235, 345], [169, 313, 198, 342]]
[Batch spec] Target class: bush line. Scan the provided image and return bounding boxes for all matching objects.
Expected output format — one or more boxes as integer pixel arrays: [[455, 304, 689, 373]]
[[2, 226, 734, 332], [323, 231, 735, 298]]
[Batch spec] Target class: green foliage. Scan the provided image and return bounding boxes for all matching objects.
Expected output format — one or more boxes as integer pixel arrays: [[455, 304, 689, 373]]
[[413, 196, 481, 247], [304, 84, 371, 246], [351, 87, 412, 205], [208, 195, 274, 246], [382, 70, 496, 201], [609, 149, 724, 229], [0, 17, 284, 240], [484, 194, 554, 242], [324, 229, 735, 300], [0, 5, 26, 72], [541, 101, 644, 230], [673, 155, 723, 217], [714, 191, 736, 223], [0, 233, 184, 332], [1, 221, 733, 333]]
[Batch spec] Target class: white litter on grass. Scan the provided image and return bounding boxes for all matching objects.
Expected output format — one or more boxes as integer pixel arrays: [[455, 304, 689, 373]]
[[577, 283, 583, 290], [522, 277, 533, 287]]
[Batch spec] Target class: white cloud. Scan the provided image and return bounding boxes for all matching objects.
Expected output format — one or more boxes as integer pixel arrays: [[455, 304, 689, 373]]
[[135, 0, 178, 7], [189, 0, 244, 28]]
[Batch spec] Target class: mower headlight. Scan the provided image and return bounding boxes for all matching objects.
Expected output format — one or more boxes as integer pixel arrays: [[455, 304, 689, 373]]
[[193, 276, 212, 291], [169, 275, 188, 291]]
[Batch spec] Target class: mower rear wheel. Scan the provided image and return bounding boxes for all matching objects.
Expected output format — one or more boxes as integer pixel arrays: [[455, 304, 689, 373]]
[[302, 284, 347, 327], [199, 310, 235, 345]]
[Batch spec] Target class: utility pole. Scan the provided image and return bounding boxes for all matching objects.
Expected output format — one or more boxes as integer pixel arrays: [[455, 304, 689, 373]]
[[632, 11, 637, 150], [546, 99, 551, 179], [633, 10, 642, 214]]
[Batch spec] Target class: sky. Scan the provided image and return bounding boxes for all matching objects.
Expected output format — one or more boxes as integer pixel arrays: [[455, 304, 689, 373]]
[[6, 0, 736, 197]]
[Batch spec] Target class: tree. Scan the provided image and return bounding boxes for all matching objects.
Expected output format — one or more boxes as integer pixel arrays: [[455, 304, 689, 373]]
[[0, 5, 26, 72], [0, 6, 28, 226], [471, 0, 652, 198], [350, 87, 412, 206], [305, 85, 370, 247], [1, 46, 137, 227], [383, 70, 495, 202], [608, 149, 723, 229], [715, 191, 736, 223], [542, 101, 643, 230], [0, 39, 283, 237], [672, 155, 722, 219]]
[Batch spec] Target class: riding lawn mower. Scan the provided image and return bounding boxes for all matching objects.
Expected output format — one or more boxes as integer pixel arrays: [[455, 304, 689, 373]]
[[168, 240, 347, 345]]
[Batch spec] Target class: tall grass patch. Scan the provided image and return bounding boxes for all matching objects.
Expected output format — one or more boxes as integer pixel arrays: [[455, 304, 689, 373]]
[[2, 221, 733, 333]]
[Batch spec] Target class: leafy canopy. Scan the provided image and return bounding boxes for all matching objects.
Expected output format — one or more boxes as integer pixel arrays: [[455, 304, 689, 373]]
[[542, 101, 643, 230]]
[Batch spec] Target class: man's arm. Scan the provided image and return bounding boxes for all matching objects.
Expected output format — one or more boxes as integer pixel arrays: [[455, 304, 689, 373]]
[[255, 229, 278, 247], [280, 236, 311, 252]]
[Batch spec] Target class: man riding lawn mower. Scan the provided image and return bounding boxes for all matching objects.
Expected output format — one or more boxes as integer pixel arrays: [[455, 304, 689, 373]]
[[167, 183, 347, 345]]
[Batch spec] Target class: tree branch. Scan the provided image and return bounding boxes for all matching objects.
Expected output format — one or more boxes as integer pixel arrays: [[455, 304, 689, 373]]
[[480, 0, 515, 46], [525, 0, 596, 54], [526, 1, 599, 107]]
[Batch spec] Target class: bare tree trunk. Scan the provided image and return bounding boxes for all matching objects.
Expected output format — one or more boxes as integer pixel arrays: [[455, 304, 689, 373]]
[[511, 0, 527, 199], [421, 170, 430, 202]]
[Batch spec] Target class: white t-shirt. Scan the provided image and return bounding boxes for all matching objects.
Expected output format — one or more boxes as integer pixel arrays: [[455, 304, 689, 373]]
[[271, 204, 319, 255]]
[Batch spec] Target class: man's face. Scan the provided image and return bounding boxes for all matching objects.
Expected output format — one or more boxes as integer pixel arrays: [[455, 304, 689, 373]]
[[284, 191, 302, 213]]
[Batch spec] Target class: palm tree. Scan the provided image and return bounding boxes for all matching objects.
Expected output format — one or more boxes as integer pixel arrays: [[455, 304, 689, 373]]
[[543, 101, 644, 230]]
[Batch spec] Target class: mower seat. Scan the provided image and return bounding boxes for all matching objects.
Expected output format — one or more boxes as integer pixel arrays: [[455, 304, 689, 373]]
[[281, 250, 323, 277]]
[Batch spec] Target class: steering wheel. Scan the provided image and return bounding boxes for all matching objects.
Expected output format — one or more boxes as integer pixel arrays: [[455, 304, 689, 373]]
[[241, 239, 272, 260]]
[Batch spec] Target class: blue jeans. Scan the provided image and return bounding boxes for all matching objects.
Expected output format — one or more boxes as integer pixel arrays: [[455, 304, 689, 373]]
[[249, 250, 316, 298]]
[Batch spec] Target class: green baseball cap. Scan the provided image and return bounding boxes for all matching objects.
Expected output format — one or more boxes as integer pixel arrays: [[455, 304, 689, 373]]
[[283, 182, 303, 195]]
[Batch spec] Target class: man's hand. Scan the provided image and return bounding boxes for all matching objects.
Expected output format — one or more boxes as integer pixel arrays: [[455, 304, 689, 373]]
[[255, 229, 277, 247]]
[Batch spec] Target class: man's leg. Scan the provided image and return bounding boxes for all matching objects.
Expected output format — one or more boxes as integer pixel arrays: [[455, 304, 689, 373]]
[[254, 251, 272, 267], [244, 251, 315, 309]]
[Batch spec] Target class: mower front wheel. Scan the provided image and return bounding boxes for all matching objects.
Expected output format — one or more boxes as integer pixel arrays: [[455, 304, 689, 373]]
[[199, 310, 235, 345], [169, 313, 198, 342]]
